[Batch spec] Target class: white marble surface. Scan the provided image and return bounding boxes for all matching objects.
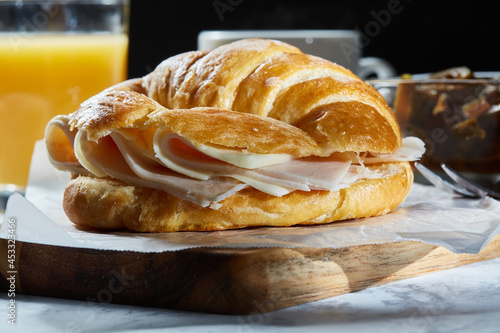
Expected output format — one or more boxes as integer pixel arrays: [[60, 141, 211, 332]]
[[2, 256, 500, 333]]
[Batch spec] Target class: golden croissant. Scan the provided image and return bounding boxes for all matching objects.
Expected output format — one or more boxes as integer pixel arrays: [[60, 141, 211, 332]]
[[44, 39, 424, 232]]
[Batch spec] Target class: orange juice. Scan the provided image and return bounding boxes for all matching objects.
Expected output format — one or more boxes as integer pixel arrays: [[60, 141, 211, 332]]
[[0, 33, 128, 188]]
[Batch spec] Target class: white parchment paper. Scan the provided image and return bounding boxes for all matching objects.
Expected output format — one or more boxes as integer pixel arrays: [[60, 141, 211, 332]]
[[1, 141, 500, 254]]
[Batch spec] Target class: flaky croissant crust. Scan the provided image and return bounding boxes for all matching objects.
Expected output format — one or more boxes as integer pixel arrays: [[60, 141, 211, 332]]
[[70, 38, 401, 156]]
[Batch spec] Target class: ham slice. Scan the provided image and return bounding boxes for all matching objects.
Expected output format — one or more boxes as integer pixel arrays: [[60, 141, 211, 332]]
[[45, 115, 85, 173], [153, 131, 354, 194], [361, 137, 426, 164], [74, 130, 247, 207]]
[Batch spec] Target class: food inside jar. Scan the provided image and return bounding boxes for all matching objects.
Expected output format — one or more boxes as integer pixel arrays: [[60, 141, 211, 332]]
[[393, 67, 500, 175]]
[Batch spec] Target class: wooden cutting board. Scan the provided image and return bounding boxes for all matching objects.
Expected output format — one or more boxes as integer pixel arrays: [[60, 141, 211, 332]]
[[1, 236, 500, 315]]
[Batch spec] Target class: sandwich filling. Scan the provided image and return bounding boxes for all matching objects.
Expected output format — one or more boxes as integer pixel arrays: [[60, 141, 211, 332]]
[[46, 115, 425, 208]]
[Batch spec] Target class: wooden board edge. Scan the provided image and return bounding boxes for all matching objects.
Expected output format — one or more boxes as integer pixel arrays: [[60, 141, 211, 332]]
[[0, 235, 499, 315]]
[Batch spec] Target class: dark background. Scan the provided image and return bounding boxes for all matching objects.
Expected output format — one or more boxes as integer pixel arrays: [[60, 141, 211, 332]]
[[127, 0, 497, 79]]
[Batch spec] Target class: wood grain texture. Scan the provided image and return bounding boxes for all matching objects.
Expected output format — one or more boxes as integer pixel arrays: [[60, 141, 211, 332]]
[[1, 236, 499, 315]]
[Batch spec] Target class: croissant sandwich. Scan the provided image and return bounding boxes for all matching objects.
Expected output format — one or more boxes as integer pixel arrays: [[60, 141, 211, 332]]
[[44, 39, 424, 232]]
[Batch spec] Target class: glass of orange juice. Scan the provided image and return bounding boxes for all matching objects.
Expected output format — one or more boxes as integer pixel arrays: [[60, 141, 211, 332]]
[[0, 0, 130, 208]]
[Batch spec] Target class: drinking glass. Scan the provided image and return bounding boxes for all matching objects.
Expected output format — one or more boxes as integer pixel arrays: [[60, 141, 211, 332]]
[[0, 0, 130, 208]]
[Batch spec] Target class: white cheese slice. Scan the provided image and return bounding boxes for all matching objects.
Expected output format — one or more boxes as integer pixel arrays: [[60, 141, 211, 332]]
[[186, 133, 295, 169]]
